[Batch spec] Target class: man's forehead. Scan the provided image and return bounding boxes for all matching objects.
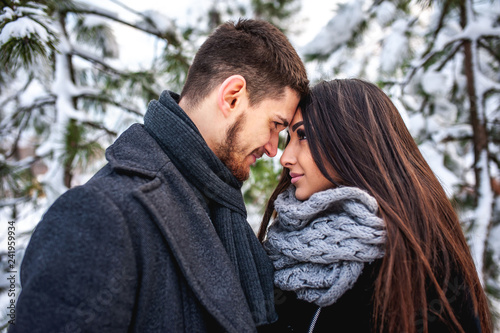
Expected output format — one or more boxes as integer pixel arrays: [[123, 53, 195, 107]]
[[264, 88, 300, 123], [288, 107, 303, 126]]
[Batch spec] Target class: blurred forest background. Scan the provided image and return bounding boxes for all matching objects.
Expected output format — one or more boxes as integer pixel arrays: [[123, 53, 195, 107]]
[[0, 0, 499, 330]]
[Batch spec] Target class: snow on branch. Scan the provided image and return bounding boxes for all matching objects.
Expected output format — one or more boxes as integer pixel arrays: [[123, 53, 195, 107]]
[[71, 2, 120, 21], [69, 7, 181, 47], [380, 18, 416, 74], [0, 2, 57, 71], [70, 47, 127, 76], [74, 93, 143, 117], [475, 70, 500, 97], [302, 0, 367, 57], [402, 9, 500, 90], [136, 10, 175, 35], [0, 16, 49, 44], [16, 5, 46, 18], [101, 0, 177, 36], [402, 40, 463, 88], [420, 0, 452, 59], [419, 142, 461, 196], [478, 40, 500, 63], [0, 197, 30, 208], [455, 20, 500, 42], [470, 151, 494, 284], [0, 95, 55, 138], [0, 2, 56, 44], [81, 120, 117, 136]]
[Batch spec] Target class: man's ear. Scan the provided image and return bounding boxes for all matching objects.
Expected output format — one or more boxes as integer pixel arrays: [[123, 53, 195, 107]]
[[217, 75, 247, 118]]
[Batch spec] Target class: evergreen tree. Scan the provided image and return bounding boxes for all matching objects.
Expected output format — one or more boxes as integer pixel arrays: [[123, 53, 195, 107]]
[[0, 1, 191, 328]]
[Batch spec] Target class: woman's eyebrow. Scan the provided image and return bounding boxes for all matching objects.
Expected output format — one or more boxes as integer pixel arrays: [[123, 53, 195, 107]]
[[291, 121, 304, 132]]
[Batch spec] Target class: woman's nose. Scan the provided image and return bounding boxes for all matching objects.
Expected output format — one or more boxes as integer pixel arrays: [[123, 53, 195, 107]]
[[280, 144, 296, 167]]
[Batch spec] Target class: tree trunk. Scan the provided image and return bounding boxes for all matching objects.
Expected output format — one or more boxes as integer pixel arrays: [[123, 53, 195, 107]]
[[460, 0, 492, 284], [58, 12, 77, 189]]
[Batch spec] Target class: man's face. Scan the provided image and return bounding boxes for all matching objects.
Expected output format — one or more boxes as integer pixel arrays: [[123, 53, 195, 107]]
[[216, 87, 300, 181]]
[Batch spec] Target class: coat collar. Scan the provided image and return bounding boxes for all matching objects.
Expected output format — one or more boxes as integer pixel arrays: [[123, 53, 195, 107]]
[[105, 123, 170, 179], [105, 124, 256, 332]]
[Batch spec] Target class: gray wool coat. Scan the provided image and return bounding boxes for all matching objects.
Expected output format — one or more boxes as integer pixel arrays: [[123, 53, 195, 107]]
[[10, 124, 256, 333]]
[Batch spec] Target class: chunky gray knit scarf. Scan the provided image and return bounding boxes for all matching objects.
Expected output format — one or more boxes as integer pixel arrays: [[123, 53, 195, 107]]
[[264, 186, 386, 307]]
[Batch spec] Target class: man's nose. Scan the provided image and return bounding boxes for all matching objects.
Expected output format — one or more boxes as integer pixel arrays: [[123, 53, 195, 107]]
[[264, 132, 280, 157]]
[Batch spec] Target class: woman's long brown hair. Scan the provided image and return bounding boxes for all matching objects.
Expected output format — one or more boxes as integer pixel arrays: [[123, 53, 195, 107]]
[[259, 79, 492, 333]]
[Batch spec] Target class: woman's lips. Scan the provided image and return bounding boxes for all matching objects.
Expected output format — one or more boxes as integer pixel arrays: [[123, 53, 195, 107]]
[[290, 173, 303, 184]]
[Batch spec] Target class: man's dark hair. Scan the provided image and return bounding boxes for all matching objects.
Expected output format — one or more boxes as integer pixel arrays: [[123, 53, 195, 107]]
[[180, 19, 309, 108]]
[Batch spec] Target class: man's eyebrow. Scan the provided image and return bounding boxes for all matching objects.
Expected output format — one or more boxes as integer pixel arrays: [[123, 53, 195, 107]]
[[277, 116, 289, 127], [291, 121, 304, 132]]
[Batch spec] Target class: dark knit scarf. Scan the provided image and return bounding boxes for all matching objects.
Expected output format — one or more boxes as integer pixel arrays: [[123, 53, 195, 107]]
[[143, 91, 277, 326]]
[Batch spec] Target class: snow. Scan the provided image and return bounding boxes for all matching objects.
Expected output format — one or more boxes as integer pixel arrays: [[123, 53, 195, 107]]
[[432, 26, 458, 52], [407, 112, 425, 137], [421, 70, 452, 97], [392, 98, 410, 128], [459, 16, 500, 41], [439, 124, 472, 143], [0, 7, 15, 21], [375, 1, 396, 27], [460, 1, 495, 286], [430, 99, 458, 129], [302, 0, 366, 56], [81, 14, 110, 28], [76, 15, 121, 59], [17, 5, 46, 17], [78, 2, 120, 20], [476, 70, 500, 98], [380, 19, 408, 73], [418, 142, 461, 197], [18, 80, 46, 108], [139, 10, 175, 33], [246, 203, 263, 233], [0, 16, 49, 44], [470, 151, 493, 285], [36, 25, 87, 201], [50, 54, 87, 121], [490, 198, 500, 257]]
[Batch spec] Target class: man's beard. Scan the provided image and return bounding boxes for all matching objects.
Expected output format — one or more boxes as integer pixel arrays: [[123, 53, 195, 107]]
[[215, 113, 251, 182]]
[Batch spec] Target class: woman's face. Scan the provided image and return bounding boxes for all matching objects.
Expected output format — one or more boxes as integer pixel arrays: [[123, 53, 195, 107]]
[[280, 109, 336, 201]]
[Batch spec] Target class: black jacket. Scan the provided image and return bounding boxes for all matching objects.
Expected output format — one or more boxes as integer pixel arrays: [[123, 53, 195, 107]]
[[10, 124, 256, 332], [259, 260, 482, 333]]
